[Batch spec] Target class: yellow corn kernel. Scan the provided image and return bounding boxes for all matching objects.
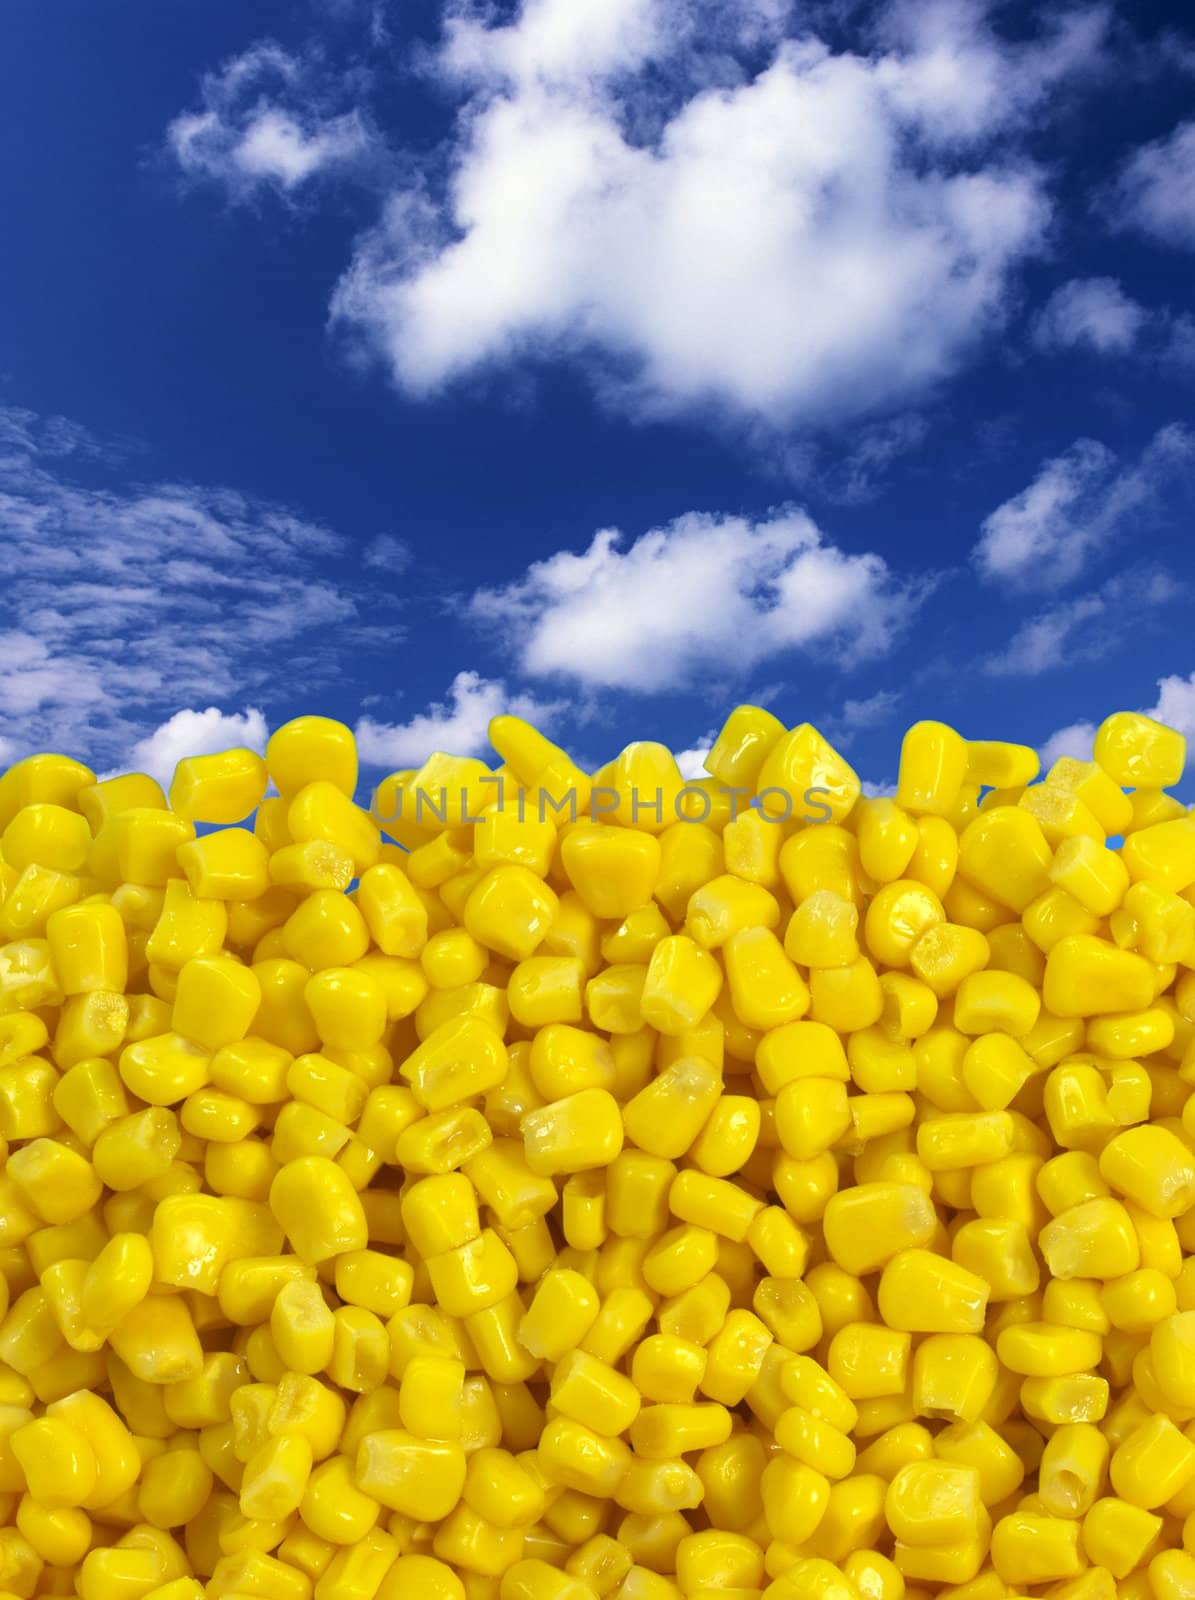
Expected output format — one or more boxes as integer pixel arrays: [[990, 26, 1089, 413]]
[[1037, 1422, 1109, 1518], [630, 1401, 732, 1460], [266, 1275, 333, 1373], [517, 1268, 598, 1362], [821, 1183, 936, 1276], [825, 1324, 908, 1401], [426, 1229, 518, 1317], [687, 1095, 759, 1180], [1094, 709, 1185, 786], [916, 1110, 1014, 1173], [769, 1075, 845, 1162], [281, 888, 370, 971], [9, 1414, 97, 1507], [877, 1250, 989, 1334], [885, 1459, 982, 1546], [396, 1352, 465, 1439], [774, 1403, 856, 1481], [518, 1087, 621, 1176], [1042, 932, 1157, 1017], [808, 954, 885, 1033], [909, 1332, 998, 1423], [1081, 1496, 1162, 1577], [167, 954, 262, 1054], [269, 838, 356, 894], [105, 1290, 203, 1384], [176, 827, 270, 901], [263, 718, 356, 804], [550, 1348, 641, 1438], [896, 721, 969, 818], [720, 933, 808, 1041], [166, 747, 266, 824], [705, 705, 786, 790], [1098, 1122, 1195, 1219], [755, 724, 860, 823], [957, 805, 1053, 912], [459, 865, 558, 963], [1040, 1197, 1141, 1280], [394, 1104, 491, 1175], [1110, 1412, 1195, 1508], [990, 1510, 1083, 1585], [6, 1135, 101, 1225], [269, 1155, 367, 1263]]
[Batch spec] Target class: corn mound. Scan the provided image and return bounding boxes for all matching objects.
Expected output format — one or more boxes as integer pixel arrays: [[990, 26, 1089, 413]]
[[0, 706, 1193, 1600]]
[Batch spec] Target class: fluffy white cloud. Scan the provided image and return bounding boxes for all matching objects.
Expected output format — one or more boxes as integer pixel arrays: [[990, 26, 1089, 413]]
[[985, 568, 1180, 676], [355, 672, 563, 768], [1112, 119, 1195, 248], [330, 0, 1109, 426], [1, 402, 403, 768], [468, 509, 927, 693], [123, 708, 268, 788], [168, 42, 373, 197], [1032, 277, 1146, 354], [1041, 669, 1195, 775], [974, 424, 1195, 588]]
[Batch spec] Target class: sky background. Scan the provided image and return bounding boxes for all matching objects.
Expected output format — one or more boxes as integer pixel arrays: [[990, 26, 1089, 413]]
[[2, 0, 1194, 797]]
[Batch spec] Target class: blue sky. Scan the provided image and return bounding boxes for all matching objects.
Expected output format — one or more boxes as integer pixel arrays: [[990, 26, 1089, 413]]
[[2, 0, 1194, 795]]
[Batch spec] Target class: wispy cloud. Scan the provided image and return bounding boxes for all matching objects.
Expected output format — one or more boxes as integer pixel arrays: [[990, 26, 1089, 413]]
[[1032, 277, 1147, 354], [974, 424, 1195, 589], [329, 0, 1112, 430], [0, 403, 403, 767], [167, 41, 379, 199], [362, 533, 412, 571], [467, 508, 932, 694], [822, 687, 903, 746], [984, 566, 1181, 676], [1110, 119, 1195, 249]]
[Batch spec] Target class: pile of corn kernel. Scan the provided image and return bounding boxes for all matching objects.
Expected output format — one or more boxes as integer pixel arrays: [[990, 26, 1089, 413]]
[[0, 706, 1194, 1600]]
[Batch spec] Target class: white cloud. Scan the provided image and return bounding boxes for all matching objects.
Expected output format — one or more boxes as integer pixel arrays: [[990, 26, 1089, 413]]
[[1112, 119, 1195, 248], [328, 0, 1110, 427], [167, 42, 374, 198], [974, 424, 1195, 588], [985, 567, 1180, 676], [674, 736, 715, 780], [467, 508, 927, 693], [1041, 669, 1195, 776], [0, 401, 403, 769], [1039, 720, 1095, 768], [124, 707, 268, 788], [1032, 277, 1146, 354], [355, 671, 563, 768]]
